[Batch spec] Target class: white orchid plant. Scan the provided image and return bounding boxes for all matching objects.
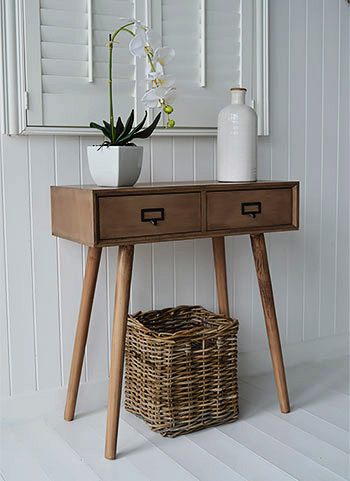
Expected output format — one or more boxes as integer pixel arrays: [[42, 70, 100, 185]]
[[90, 19, 176, 147]]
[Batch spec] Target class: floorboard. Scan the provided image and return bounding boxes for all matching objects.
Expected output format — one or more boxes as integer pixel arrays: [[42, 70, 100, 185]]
[[240, 379, 349, 453], [1, 356, 349, 481]]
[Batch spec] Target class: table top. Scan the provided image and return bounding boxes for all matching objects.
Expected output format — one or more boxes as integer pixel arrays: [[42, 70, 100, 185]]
[[55, 180, 298, 194], [51, 180, 299, 247]]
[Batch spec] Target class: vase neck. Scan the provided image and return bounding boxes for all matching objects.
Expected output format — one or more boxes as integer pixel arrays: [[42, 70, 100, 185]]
[[231, 89, 246, 105]]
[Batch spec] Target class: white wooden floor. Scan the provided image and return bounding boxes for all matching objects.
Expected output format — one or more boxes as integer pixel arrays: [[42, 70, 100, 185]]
[[1, 356, 349, 481]]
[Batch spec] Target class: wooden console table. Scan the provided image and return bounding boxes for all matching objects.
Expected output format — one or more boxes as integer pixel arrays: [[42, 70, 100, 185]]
[[51, 180, 299, 460]]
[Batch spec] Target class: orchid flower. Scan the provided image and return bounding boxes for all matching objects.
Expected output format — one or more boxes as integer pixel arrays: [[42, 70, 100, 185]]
[[147, 73, 175, 88], [153, 47, 175, 66], [105, 19, 176, 137], [123, 19, 176, 127], [142, 86, 176, 109], [145, 60, 164, 78], [129, 28, 161, 57]]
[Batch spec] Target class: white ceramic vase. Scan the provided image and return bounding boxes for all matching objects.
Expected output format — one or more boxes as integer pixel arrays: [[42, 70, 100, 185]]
[[217, 88, 257, 182], [87, 145, 143, 187]]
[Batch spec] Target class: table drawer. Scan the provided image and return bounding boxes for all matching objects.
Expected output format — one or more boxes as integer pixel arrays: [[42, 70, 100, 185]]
[[99, 193, 201, 240], [207, 188, 293, 231]]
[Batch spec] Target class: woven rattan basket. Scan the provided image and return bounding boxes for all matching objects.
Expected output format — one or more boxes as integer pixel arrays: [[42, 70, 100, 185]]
[[124, 305, 239, 437]]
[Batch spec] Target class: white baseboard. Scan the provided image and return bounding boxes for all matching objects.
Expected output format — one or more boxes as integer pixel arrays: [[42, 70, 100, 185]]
[[2, 333, 348, 423], [1, 379, 109, 423], [239, 332, 349, 377]]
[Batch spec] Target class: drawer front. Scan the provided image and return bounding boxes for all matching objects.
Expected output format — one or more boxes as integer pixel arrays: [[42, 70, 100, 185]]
[[99, 193, 201, 240], [207, 188, 292, 231]]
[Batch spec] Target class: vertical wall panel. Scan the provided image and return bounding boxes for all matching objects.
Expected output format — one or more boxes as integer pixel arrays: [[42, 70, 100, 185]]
[[173, 137, 195, 306], [232, 236, 254, 351], [132, 139, 153, 314], [28, 136, 61, 390], [252, 137, 272, 348], [137, 138, 151, 184], [131, 244, 153, 312], [335, 0, 350, 334], [286, 0, 306, 344], [319, 1, 340, 338], [55, 137, 83, 385], [194, 138, 215, 312], [83, 247, 108, 382], [0, 131, 10, 397], [151, 137, 174, 309], [303, 0, 323, 341], [1, 136, 36, 395], [80, 137, 109, 382], [268, 0, 290, 345], [257, 137, 272, 181]]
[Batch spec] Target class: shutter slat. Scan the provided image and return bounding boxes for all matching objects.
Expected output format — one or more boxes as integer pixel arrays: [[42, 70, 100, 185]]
[[42, 94, 133, 126], [41, 42, 87, 61], [40, 0, 86, 12], [40, 25, 87, 45], [40, 8, 87, 29], [41, 26, 131, 48], [40, 0, 134, 13], [41, 59, 134, 79], [93, 14, 135, 30], [41, 42, 132, 64], [92, 0, 134, 13], [42, 76, 134, 95], [41, 59, 88, 77]]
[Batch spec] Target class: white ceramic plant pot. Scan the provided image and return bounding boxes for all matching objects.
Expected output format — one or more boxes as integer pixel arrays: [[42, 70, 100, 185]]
[[217, 88, 257, 182], [87, 145, 143, 187]]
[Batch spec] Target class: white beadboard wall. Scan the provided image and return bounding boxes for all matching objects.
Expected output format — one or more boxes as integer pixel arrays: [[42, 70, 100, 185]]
[[0, 0, 349, 400]]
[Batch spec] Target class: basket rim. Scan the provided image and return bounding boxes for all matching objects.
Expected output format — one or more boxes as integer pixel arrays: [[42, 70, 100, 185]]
[[127, 305, 239, 342]]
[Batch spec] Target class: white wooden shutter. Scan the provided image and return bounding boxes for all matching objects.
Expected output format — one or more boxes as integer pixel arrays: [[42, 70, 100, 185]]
[[11, 0, 267, 134], [24, 0, 146, 127], [150, 0, 245, 129]]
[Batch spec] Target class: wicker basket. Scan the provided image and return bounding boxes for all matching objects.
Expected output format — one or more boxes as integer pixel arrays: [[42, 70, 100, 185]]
[[124, 305, 239, 437]]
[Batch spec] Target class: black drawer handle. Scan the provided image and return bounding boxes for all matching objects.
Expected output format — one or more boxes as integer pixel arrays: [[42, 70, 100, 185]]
[[241, 202, 262, 219], [141, 208, 165, 226]]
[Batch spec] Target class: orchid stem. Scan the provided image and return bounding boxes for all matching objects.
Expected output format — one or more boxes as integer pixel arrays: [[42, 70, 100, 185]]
[[109, 34, 114, 142], [146, 52, 156, 73], [109, 22, 135, 143]]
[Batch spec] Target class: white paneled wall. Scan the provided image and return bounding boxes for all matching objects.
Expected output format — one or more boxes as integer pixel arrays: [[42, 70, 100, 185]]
[[0, 0, 349, 399]]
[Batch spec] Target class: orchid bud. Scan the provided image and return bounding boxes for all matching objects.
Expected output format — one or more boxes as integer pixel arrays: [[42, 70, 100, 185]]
[[164, 105, 173, 114]]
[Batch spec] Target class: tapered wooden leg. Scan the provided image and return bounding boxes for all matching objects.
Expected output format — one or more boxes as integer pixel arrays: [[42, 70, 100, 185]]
[[212, 237, 230, 317], [105, 245, 134, 460], [64, 246, 102, 421], [250, 234, 290, 413]]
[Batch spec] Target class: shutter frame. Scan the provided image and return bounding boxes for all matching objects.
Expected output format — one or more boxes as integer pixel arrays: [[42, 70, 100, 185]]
[[0, 0, 269, 136], [24, 0, 141, 128]]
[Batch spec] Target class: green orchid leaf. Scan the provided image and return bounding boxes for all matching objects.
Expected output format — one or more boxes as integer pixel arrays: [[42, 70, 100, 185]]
[[115, 117, 124, 138], [117, 111, 148, 144], [90, 122, 103, 130], [132, 111, 148, 133], [97, 140, 111, 150], [116, 109, 134, 142], [103, 121, 112, 136], [90, 122, 110, 139], [132, 112, 161, 139]]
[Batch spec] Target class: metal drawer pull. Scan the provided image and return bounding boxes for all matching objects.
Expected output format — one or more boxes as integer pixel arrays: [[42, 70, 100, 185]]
[[241, 202, 262, 219], [141, 208, 165, 226]]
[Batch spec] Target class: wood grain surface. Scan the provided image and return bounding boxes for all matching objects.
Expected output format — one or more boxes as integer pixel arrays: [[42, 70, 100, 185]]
[[51, 182, 299, 246]]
